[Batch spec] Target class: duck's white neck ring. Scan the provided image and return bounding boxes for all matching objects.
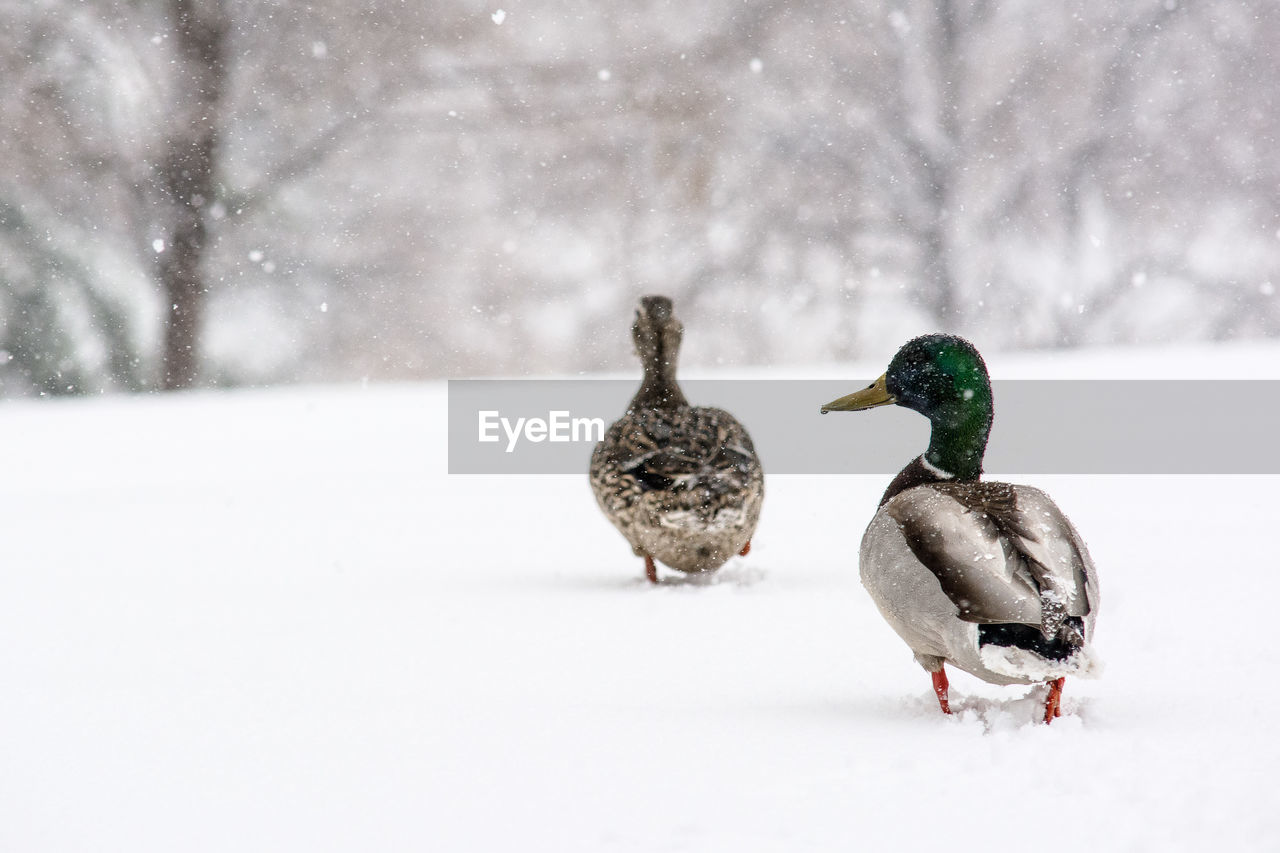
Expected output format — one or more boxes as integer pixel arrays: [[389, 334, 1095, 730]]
[[919, 454, 955, 480]]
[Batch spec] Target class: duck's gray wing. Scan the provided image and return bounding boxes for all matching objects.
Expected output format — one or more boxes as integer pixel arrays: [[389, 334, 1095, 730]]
[[885, 482, 1094, 639]]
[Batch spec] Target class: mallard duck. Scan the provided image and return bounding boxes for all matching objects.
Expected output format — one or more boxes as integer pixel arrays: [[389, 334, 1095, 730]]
[[821, 334, 1100, 723], [590, 296, 764, 584]]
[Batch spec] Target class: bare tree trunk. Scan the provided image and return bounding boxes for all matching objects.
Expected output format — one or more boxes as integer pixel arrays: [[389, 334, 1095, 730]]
[[925, 0, 961, 325], [920, 214, 957, 322], [888, 0, 964, 327], [156, 0, 227, 390]]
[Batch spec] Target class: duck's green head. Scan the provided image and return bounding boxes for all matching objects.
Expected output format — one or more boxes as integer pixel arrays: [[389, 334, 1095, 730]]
[[821, 334, 993, 479]]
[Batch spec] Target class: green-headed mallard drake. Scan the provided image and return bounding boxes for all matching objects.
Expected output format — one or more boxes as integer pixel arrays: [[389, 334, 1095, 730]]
[[821, 334, 1100, 723], [590, 296, 764, 584]]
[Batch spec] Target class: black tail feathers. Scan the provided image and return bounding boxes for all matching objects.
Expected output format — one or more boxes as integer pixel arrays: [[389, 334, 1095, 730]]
[[978, 617, 1085, 662]]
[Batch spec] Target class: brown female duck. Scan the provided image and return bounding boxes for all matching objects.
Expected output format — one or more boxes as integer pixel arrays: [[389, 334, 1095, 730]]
[[590, 296, 763, 583]]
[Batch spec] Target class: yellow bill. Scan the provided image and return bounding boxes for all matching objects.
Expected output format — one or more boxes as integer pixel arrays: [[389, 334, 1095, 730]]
[[821, 374, 896, 413]]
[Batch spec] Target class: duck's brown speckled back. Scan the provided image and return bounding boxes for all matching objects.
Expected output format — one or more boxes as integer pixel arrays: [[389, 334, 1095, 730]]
[[590, 404, 763, 572], [589, 296, 763, 574]]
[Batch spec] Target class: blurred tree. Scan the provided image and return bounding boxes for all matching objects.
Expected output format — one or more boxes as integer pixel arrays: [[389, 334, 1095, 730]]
[[1, 0, 1278, 396], [0, 5, 154, 396], [153, 0, 228, 390]]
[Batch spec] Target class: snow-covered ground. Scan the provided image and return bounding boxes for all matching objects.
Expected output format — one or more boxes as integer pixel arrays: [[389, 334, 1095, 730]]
[[3, 342, 1279, 852]]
